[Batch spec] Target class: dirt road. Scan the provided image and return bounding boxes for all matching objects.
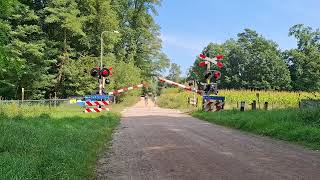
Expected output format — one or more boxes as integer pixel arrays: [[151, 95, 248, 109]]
[[96, 99, 320, 180]]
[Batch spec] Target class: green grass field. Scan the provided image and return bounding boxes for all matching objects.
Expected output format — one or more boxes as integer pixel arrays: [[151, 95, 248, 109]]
[[193, 108, 320, 150], [0, 103, 120, 179]]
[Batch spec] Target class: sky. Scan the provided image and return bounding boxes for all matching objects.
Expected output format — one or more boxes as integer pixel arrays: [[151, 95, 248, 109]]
[[154, 0, 320, 75]]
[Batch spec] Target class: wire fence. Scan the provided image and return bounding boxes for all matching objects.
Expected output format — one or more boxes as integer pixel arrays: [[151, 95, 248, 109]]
[[0, 99, 70, 107]]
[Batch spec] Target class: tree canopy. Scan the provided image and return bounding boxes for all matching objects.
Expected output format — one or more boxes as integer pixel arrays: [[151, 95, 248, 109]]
[[188, 27, 320, 92], [1, 1, 319, 99], [0, 0, 169, 99]]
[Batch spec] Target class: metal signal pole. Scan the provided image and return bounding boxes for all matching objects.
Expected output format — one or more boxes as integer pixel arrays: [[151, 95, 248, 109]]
[[99, 30, 119, 95]]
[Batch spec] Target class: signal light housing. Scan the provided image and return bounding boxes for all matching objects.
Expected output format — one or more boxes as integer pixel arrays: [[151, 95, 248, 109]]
[[199, 54, 206, 59], [204, 72, 212, 79], [100, 67, 113, 77], [217, 61, 224, 68], [90, 67, 99, 77], [199, 61, 209, 67], [216, 55, 224, 60], [213, 71, 221, 79]]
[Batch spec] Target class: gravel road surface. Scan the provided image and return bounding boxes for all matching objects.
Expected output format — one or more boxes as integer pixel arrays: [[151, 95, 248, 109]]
[[96, 99, 320, 180]]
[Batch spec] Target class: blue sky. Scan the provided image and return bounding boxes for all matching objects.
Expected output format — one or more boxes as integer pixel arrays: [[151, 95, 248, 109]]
[[154, 0, 320, 75]]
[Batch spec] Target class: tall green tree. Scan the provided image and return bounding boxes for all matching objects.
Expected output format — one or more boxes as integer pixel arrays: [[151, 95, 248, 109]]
[[0, 0, 15, 98], [167, 63, 181, 82], [286, 24, 320, 91], [188, 29, 291, 90], [43, 0, 86, 96], [233, 29, 291, 90], [112, 0, 165, 77], [0, 0, 169, 99], [1, 2, 49, 99]]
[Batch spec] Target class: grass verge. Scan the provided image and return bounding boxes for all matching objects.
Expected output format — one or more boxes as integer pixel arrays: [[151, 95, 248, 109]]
[[192, 108, 320, 150], [0, 104, 120, 179]]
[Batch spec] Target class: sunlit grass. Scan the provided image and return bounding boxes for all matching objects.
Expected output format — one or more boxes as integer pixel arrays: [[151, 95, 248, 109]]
[[158, 88, 320, 110], [0, 103, 120, 179], [193, 108, 320, 150]]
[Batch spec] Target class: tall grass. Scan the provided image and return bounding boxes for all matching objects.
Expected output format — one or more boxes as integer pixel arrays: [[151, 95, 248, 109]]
[[157, 88, 201, 110], [193, 108, 320, 150], [158, 88, 320, 110], [220, 89, 320, 107], [0, 103, 120, 179]]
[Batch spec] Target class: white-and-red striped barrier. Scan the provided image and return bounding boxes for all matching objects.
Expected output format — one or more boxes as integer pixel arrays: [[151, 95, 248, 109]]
[[85, 100, 111, 106], [203, 101, 214, 112], [203, 100, 225, 112], [158, 77, 200, 94], [82, 83, 146, 113], [215, 101, 224, 111], [84, 107, 109, 113], [107, 84, 145, 95]]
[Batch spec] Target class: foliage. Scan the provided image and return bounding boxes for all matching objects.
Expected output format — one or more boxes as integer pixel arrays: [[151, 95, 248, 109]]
[[189, 29, 292, 90], [0, 104, 120, 179], [157, 88, 320, 110], [219, 89, 320, 107], [0, 0, 168, 100], [157, 88, 201, 110], [193, 108, 320, 150], [285, 24, 320, 91], [166, 63, 182, 82]]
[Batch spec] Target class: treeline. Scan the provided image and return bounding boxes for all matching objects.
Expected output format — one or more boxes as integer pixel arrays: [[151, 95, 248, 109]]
[[189, 26, 320, 92], [0, 0, 169, 99]]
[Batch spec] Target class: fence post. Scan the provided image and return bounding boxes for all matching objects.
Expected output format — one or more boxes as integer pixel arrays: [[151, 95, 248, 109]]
[[252, 100, 257, 110], [256, 93, 260, 109], [264, 102, 268, 110], [49, 93, 52, 108], [240, 101, 245, 111], [54, 92, 57, 108], [21, 88, 24, 103]]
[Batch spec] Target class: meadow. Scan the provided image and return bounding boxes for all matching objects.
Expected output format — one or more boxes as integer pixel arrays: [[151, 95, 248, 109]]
[[0, 103, 120, 179], [157, 88, 320, 110]]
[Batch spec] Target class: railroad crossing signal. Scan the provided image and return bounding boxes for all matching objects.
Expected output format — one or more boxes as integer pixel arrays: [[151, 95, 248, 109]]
[[204, 71, 221, 81], [90, 67, 113, 78], [105, 79, 111, 85], [91, 67, 99, 77], [101, 67, 112, 77]]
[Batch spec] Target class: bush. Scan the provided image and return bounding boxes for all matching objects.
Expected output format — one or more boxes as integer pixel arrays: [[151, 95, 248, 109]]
[[297, 108, 320, 126]]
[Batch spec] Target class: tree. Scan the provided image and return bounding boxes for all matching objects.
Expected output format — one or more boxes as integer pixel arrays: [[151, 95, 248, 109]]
[[0, 0, 168, 99], [1, 2, 49, 99], [0, 0, 15, 98], [286, 24, 320, 91], [234, 29, 291, 90], [188, 29, 292, 90], [43, 0, 86, 96], [112, 0, 164, 78], [167, 63, 181, 82]]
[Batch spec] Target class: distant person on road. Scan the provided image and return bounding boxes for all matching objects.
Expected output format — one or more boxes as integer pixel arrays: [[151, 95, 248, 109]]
[[153, 95, 157, 107], [144, 94, 149, 107]]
